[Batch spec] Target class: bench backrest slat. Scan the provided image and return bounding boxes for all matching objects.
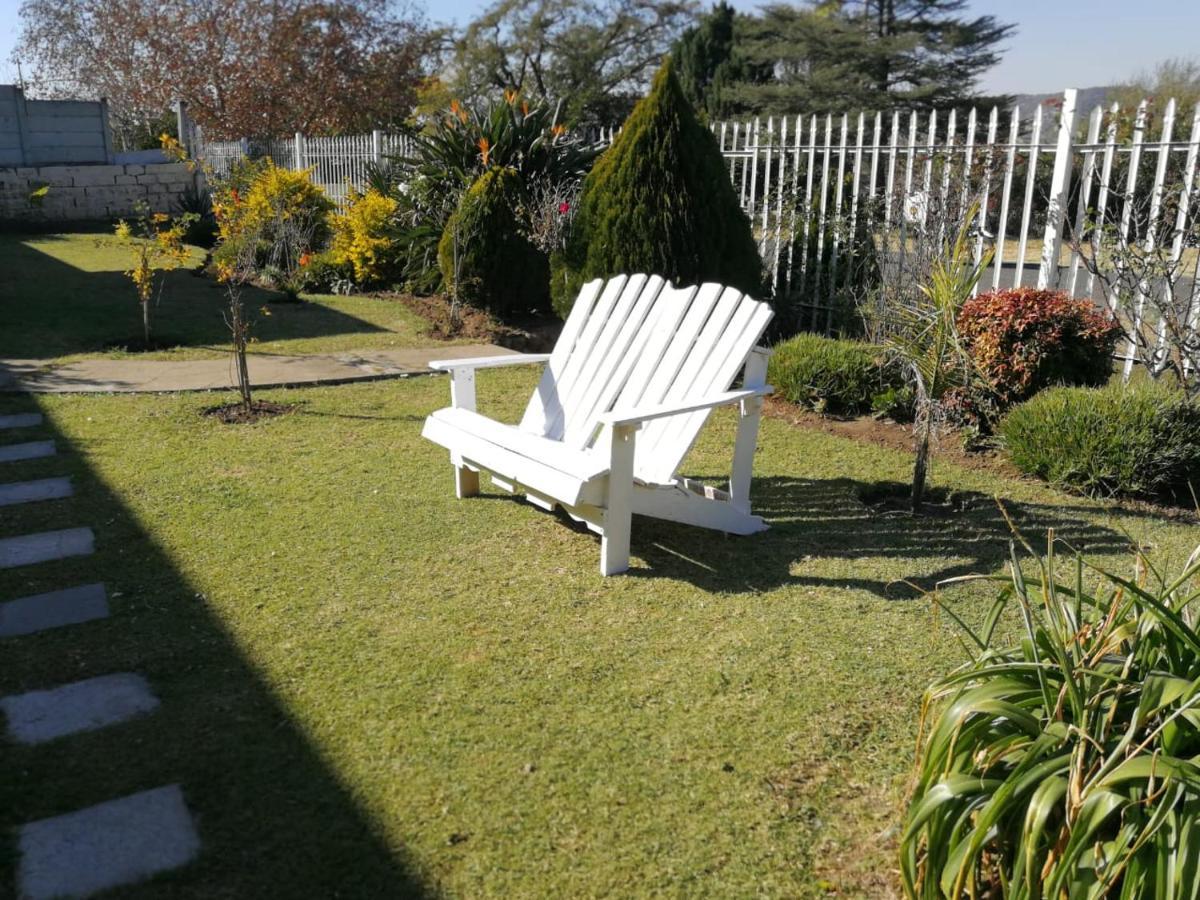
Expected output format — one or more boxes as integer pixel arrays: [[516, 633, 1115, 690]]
[[519, 274, 772, 485]]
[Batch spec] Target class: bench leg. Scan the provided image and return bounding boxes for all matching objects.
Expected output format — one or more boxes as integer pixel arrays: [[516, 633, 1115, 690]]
[[451, 453, 479, 498], [599, 424, 636, 575], [455, 466, 480, 499]]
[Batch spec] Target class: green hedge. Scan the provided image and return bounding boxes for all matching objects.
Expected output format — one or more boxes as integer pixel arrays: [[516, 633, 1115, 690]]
[[1001, 382, 1200, 503], [767, 333, 905, 417]]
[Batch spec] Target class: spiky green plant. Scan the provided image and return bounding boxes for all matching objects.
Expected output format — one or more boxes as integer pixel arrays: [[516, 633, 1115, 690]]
[[887, 206, 991, 511], [902, 531, 1200, 898], [552, 56, 763, 317]]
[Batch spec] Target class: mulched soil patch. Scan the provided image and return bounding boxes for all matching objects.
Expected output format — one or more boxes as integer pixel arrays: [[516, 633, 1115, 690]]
[[202, 400, 296, 424], [763, 397, 1021, 479]]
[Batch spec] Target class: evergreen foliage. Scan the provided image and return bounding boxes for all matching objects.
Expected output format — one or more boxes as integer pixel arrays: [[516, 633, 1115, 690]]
[[673, 3, 752, 121], [439, 167, 550, 318], [1001, 382, 1200, 504], [676, 0, 1015, 117], [552, 57, 763, 317]]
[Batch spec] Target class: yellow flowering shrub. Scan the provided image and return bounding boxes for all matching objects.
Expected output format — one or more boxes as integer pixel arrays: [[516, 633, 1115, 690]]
[[328, 188, 402, 286], [214, 161, 332, 246], [113, 202, 195, 344], [211, 160, 333, 293]]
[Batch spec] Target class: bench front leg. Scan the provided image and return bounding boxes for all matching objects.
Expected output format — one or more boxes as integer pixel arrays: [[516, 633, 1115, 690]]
[[730, 347, 769, 513], [600, 423, 637, 575], [449, 366, 480, 498]]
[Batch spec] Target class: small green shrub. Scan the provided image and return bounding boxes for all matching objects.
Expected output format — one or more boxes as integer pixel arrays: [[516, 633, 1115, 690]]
[[902, 534, 1200, 897], [438, 167, 549, 318], [767, 333, 903, 416], [295, 251, 354, 295], [553, 57, 763, 317], [1001, 382, 1200, 503]]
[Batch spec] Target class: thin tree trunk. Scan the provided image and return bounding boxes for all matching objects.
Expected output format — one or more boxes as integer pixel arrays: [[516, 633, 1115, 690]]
[[142, 300, 151, 346], [911, 422, 930, 512]]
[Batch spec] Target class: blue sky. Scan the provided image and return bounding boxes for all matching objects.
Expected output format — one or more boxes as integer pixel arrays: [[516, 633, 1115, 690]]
[[0, 0, 1196, 95]]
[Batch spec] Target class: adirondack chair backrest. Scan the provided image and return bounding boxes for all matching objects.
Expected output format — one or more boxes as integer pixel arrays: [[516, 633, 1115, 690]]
[[519, 274, 773, 485]]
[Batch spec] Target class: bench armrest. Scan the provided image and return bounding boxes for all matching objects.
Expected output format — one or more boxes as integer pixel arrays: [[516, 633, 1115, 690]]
[[429, 353, 551, 372], [600, 386, 773, 428]]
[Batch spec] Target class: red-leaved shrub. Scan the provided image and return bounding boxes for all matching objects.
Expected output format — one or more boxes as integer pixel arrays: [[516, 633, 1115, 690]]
[[957, 288, 1121, 406]]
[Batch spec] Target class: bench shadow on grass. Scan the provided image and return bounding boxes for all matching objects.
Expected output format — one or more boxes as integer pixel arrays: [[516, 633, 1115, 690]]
[[0, 398, 433, 897], [0, 236, 386, 360], [625, 476, 1136, 598]]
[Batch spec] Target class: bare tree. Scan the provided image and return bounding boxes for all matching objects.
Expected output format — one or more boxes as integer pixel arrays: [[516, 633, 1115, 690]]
[[15, 0, 437, 140], [1071, 181, 1200, 397]]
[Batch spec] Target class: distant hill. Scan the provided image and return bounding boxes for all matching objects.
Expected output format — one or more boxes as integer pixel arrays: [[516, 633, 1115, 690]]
[[1011, 86, 1114, 113]]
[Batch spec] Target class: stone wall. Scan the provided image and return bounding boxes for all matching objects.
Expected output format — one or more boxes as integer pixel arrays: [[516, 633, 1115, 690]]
[[0, 162, 199, 223]]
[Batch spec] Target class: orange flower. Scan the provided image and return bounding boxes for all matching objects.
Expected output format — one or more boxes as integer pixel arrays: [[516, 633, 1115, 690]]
[[521, 101, 529, 116], [504, 88, 518, 105], [450, 99, 468, 123], [299, 252, 313, 268], [551, 124, 567, 138], [477, 137, 490, 167]]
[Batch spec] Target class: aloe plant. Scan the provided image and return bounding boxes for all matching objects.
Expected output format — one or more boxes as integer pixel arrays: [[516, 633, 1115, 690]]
[[901, 531, 1200, 898]]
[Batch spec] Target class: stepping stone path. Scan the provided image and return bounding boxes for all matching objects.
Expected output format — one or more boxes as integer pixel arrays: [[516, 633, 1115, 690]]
[[0, 527, 95, 569], [1, 411, 201, 896], [0, 440, 55, 463], [2, 673, 160, 745], [0, 583, 110, 638], [0, 477, 73, 507], [17, 785, 200, 900]]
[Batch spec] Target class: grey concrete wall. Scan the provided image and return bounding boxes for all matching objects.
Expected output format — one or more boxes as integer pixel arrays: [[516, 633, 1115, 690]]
[[0, 163, 197, 222], [0, 85, 113, 167]]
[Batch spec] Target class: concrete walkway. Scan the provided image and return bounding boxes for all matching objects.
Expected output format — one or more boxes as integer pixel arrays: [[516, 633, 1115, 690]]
[[0, 344, 516, 394]]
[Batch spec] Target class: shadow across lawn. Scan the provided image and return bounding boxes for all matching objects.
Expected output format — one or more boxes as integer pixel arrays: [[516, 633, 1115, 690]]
[[0, 396, 433, 897], [622, 476, 1134, 598], [0, 234, 385, 359]]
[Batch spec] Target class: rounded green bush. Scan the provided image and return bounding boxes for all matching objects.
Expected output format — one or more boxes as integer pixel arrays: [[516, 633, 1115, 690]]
[[767, 333, 904, 416], [438, 167, 550, 318], [552, 57, 763, 318], [1001, 381, 1200, 502]]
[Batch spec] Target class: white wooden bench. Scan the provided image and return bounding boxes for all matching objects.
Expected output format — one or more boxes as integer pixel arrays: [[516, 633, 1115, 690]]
[[422, 274, 773, 575]]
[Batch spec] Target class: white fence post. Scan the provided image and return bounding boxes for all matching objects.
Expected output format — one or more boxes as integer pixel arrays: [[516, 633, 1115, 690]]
[[1037, 89, 1078, 289], [294, 131, 304, 170], [372, 129, 382, 164]]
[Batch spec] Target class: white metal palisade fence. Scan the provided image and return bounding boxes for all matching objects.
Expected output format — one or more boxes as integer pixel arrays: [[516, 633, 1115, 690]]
[[192, 127, 416, 205], [714, 89, 1200, 355], [192, 89, 1200, 348]]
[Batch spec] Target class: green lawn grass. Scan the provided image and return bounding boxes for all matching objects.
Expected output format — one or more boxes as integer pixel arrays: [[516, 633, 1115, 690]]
[[0, 232, 464, 362], [2, 371, 1196, 896]]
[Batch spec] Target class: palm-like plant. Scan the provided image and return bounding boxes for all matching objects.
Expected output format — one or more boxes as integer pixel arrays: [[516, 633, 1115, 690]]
[[367, 92, 601, 294], [399, 93, 601, 205], [902, 531, 1200, 897], [887, 206, 991, 511]]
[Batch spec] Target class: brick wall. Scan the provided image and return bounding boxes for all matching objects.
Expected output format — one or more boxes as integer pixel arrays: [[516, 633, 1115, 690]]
[[0, 162, 200, 223]]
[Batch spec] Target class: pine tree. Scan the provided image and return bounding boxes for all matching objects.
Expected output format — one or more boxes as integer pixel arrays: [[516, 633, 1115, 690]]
[[711, 0, 1014, 116], [673, 3, 743, 120], [552, 57, 763, 317]]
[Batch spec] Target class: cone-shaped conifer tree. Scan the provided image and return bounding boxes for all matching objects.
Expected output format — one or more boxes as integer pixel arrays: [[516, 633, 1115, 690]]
[[552, 57, 764, 317]]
